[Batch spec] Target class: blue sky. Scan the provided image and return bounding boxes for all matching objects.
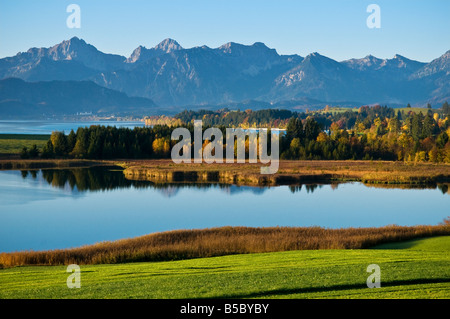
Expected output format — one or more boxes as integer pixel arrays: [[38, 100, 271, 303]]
[[1, 0, 449, 62]]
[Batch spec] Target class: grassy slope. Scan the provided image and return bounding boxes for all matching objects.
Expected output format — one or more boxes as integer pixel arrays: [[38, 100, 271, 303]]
[[0, 236, 448, 299], [0, 134, 49, 154], [372, 236, 450, 251]]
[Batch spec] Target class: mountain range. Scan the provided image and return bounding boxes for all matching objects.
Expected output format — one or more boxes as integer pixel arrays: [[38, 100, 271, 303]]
[[0, 37, 449, 118], [0, 78, 156, 118]]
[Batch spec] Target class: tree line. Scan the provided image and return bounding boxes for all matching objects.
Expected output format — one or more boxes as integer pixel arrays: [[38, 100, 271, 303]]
[[21, 102, 450, 163], [280, 103, 450, 162]]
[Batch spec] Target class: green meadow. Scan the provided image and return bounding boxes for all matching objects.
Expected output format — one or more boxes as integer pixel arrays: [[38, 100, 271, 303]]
[[0, 134, 49, 154], [1, 236, 448, 299]]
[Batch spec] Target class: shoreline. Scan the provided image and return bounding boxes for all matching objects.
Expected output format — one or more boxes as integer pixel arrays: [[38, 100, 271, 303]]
[[1, 224, 449, 268], [0, 159, 114, 170], [1, 158, 450, 187], [121, 159, 450, 186]]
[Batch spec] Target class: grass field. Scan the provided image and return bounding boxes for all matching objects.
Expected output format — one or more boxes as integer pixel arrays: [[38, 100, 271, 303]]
[[396, 107, 438, 114], [0, 134, 49, 154], [0, 236, 448, 299], [316, 106, 440, 115], [315, 107, 359, 114]]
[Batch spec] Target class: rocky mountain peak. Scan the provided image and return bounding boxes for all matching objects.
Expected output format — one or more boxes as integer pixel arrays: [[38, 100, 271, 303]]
[[154, 38, 183, 52]]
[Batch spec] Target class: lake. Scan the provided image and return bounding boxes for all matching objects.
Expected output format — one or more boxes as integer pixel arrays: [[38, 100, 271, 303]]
[[0, 166, 448, 253], [0, 120, 145, 135]]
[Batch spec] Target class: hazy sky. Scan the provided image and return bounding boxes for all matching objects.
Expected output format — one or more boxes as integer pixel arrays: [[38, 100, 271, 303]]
[[1, 0, 449, 62]]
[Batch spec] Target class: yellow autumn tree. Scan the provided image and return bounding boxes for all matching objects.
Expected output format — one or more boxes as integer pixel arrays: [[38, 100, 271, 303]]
[[316, 132, 329, 143], [414, 151, 427, 162], [152, 138, 170, 157]]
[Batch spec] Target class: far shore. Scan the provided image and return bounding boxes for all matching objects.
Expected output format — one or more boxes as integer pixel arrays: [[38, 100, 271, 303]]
[[122, 159, 450, 186], [1, 158, 450, 187]]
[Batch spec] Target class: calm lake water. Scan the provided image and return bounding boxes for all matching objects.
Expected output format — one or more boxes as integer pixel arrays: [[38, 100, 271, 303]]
[[0, 120, 145, 134], [0, 167, 448, 253]]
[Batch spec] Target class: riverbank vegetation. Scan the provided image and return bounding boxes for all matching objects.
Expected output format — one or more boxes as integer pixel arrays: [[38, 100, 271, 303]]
[[2, 158, 449, 186], [122, 159, 450, 186], [0, 159, 108, 170], [1, 224, 449, 268]]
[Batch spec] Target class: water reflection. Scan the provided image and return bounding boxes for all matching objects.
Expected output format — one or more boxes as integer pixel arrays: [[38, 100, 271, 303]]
[[363, 182, 450, 195], [18, 167, 271, 197], [288, 184, 324, 193], [18, 167, 450, 196], [1, 167, 448, 252], [439, 184, 449, 194]]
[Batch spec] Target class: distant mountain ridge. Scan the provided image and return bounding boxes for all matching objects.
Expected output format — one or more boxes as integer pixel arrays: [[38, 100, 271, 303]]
[[0, 37, 449, 113], [126, 38, 183, 64], [0, 78, 156, 119]]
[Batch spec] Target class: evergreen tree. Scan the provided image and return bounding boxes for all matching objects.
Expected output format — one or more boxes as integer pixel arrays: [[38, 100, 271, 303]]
[[286, 118, 304, 141], [67, 129, 77, 153], [304, 118, 321, 140], [41, 140, 54, 158], [20, 146, 29, 159], [411, 113, 423, 141], [422, 114, 435, 138], [28, 144, 39, 158], [442, 101, 449, 116]]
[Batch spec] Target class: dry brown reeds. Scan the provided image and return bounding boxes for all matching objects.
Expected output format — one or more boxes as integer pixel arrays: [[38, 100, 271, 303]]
[[122, 159, 450, 186], [1, 225, 449, 268]]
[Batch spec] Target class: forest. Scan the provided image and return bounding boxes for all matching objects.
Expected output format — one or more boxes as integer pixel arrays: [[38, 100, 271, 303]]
[[21, 102, 450, 163]]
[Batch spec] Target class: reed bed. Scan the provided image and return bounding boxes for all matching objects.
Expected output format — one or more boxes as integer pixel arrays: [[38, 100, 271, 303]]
[[123, 159, 450, 185], [1, 224, 449, 268]]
